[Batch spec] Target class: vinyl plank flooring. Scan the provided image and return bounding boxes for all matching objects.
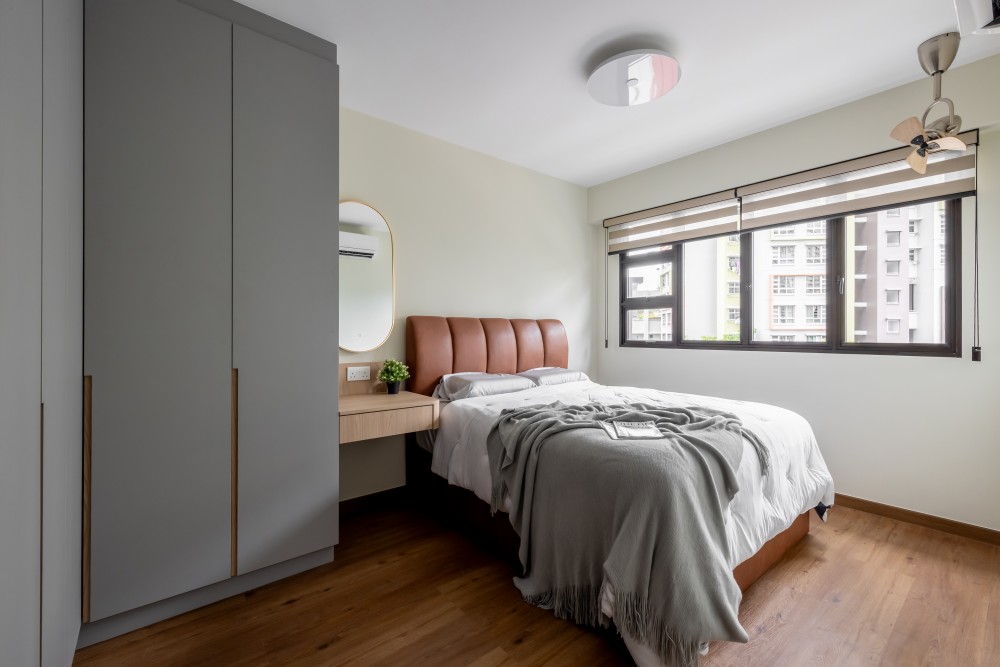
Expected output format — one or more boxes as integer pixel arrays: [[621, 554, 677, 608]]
[[75, 505, 1000, 666]]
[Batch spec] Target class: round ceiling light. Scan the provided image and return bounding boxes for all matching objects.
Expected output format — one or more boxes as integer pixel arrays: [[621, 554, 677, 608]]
[[587, 49, 681, 106]]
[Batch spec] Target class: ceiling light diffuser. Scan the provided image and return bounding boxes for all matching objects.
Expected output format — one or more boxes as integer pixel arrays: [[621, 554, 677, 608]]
[[587, 49, 680, 106]]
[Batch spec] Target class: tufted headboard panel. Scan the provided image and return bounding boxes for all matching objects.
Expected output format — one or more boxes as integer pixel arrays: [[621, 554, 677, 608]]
[[405, 316, 569, 396]]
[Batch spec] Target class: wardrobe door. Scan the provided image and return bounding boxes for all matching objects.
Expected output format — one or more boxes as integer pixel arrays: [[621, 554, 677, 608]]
[[84, 0, 232, 620], [233, 25, 339, 575]]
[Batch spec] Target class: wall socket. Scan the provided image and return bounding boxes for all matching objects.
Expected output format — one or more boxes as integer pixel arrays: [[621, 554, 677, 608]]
[[346, 366, 371, 381]]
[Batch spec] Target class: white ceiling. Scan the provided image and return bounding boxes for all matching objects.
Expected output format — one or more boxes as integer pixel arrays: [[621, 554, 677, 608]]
[[235, 0, 1000, 187]]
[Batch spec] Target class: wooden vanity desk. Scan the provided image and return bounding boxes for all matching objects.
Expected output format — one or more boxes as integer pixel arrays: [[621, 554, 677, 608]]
[[338, 391, 439, 444]]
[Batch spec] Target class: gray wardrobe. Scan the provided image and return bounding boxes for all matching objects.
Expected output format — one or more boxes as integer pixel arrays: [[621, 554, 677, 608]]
[[84, 0, 338, 623]]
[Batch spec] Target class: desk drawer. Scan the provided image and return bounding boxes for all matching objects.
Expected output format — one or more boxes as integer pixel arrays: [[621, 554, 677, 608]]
[[340, 405, 436, 444]]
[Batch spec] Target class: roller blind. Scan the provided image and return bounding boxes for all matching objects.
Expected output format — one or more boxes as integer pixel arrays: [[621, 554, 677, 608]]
[[605, 191, 739, 255], [739, 130, 978, 230], [604, 130, 978, 254]]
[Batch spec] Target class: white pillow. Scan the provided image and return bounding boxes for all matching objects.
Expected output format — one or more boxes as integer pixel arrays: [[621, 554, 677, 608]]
[[517, 367, 590, 386], [434, 372, 535, 401]]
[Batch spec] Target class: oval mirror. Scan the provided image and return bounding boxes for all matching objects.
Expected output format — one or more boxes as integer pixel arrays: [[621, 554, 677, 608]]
[[339, 201, 394, 352]]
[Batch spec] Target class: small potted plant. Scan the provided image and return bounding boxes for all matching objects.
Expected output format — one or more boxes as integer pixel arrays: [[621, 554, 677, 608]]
[[377, 358, 410, 395]]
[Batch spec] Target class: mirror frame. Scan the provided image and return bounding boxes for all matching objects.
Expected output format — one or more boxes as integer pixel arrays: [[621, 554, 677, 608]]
[[338, 199, 396, 352]]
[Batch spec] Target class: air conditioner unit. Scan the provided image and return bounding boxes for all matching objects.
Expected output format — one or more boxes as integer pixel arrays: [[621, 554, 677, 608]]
[[339, 231, 377, 259], [954, 0, 1000, 35]]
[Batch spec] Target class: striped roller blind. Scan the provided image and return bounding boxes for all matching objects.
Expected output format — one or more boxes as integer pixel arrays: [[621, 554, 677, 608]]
[[604, 190, 739, 255], [604, 129, 978, 254], [739, 130, 978, 230]]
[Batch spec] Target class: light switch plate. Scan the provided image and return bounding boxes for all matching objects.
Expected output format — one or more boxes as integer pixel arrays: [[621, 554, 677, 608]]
[[346, 366, 371, 382]]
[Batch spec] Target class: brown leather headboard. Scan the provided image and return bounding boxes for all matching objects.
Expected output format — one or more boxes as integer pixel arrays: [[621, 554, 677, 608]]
[[405, 317, 569, 396]]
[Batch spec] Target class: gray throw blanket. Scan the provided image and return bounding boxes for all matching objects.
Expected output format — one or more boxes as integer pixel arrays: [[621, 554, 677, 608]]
[[487, 402, 769, 666]]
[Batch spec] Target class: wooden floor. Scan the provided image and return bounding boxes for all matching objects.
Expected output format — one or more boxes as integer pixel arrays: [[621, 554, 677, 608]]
[[75, 503, 1000, 666]]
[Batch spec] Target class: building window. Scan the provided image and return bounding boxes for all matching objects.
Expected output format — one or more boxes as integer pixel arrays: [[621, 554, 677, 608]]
[[909, 249, 920, 264], [886, 289, 900, 305], [773, 305, 795, 325], [805, 275, 826, 294], [886, 319, 901, 334], [727, 281, 740, 294], [771, 335, 795, 342], [805, 305, 826, 325], [772, 276, 795, 295], [909, 220, 919, 234], [909, 283, 917, 312], [938, 245, 946, 266], [886, 208, 900, 217], [806, 335, 826, 343], [727, 255, 740, 273], [886, 231, 901, 246], [772, 245, 794, 265], [727, 234, 740, 242], [771, 227, 795, 237], [885, 260, 900, 275], [806, 221, 826, 235], [727, 308, 740, 323], [805, 244, 826, 264]]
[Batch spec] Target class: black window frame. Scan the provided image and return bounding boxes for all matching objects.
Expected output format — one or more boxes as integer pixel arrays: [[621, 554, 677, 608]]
[[619, 197, 962, 357]]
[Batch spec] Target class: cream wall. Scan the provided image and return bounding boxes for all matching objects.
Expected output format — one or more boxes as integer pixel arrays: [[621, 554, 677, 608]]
[[339, 108, 591, 500], [590, 54, 1000, 531]]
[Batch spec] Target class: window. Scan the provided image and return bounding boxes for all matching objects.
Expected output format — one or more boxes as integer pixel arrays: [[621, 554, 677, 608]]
[[773, 305, 795, 325], [909, 220, 919, 234], [886, 231, 901, 246], [806, 244, 826, 264], [771, 227, 795, 237], [727, 234, 740, 242], [772, 245, 795, 265], [617, 194, 961, 357], [805, 305, 826, 325], [620, 247, 676, 344], [805, 275, 826, 294], [772, 276, 795, 295], [806, 221, 826, 235], [843, 202, 957, 348], [886, 208, 900, 216], [681, 238, 741, 343]]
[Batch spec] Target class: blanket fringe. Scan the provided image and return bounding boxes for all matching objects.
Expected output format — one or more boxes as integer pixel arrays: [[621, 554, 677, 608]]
[[522, 586, 702, 667]]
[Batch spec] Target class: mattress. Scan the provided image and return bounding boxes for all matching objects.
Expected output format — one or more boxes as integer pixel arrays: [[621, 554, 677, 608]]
[[429, 379, 835, 572]]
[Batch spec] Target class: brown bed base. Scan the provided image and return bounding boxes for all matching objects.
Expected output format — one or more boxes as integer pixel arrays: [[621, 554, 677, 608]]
[[403, 315, 810, 593]]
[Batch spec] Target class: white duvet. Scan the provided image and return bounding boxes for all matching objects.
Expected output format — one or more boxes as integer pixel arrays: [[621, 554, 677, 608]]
[[428, 380, 835, 665]]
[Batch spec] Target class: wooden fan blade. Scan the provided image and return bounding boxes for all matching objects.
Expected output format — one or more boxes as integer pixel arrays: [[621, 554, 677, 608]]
[[907, 149, 928, 174], [931, 136, 967, 152], [891, 117, 925, 144]]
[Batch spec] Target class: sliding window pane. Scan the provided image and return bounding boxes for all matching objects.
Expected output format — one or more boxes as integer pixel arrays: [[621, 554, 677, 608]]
[[625, 308, 672, 342], [682, 236, 741, 342], [843, 202, 948, 344], [752, 221, 828, 343]]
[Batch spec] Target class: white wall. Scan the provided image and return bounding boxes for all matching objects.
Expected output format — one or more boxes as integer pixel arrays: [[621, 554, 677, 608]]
[[590, 54, 1000, 531], [339, 108, 591, 499], [0, 0, 83, 664]]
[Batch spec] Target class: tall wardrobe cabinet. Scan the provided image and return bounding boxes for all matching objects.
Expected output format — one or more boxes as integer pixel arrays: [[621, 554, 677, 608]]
[[84, 0, 338, 625]]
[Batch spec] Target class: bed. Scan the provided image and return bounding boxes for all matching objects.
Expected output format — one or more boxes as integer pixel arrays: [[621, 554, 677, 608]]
[[405, 316, 835, 666]]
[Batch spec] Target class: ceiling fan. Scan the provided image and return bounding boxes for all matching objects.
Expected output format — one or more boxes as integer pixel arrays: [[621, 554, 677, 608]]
[[890, 33, 967, 174]]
